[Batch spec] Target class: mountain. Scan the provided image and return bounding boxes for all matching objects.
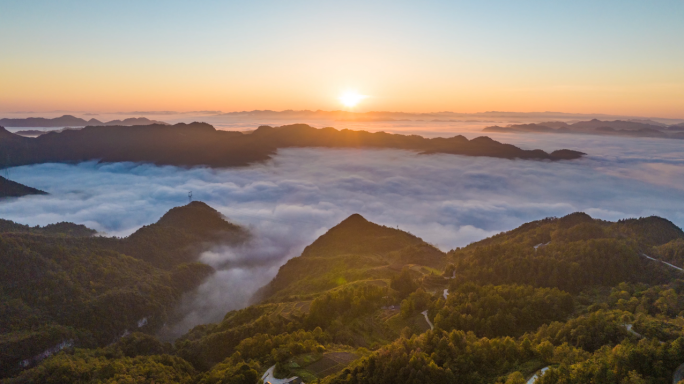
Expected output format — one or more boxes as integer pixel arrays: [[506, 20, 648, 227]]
[[448, 212, 684, 293], [8, 212, 684, 384], [213, 109, 684, 124], [669, 122, 684, 131], [0, 176, 46, 198], [0, 115, 92, 127], [485, 119, 684, 140], [112, 201, 249, 268], [0, 123, 272, 168], [0, 123, 585, 171], [175, 214, 448, 370], [570, 119, 667, 131], [254, 213, 446, 302], [250, 124, 584, 160], [482, 123, 556, 133], [0, 115, 167, 128], [0, 202, 244, 378]]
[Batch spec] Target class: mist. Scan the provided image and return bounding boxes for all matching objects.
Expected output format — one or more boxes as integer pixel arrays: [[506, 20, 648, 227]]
[[1, 129, 683, 335]]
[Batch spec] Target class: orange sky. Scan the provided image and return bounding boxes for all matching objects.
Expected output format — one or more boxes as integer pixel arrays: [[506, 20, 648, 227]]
[[1, 1, 683, 118]]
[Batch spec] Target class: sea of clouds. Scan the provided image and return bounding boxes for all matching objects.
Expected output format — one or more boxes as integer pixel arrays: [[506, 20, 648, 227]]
[[1, 128, 683, 336]]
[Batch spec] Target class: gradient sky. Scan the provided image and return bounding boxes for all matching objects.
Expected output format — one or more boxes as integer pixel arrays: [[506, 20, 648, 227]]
[[1, 0, 683, 117]]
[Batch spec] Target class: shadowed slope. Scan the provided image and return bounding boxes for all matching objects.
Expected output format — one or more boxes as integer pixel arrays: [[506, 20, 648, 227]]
[[0, 123, 584, 169], [0, 176, 46, 198]]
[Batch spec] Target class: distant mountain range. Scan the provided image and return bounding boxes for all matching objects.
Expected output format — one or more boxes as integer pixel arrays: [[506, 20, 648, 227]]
[[484, 119, 684, 139], [0, 115, 167, 128], [0, 122, 585, 169], [209, 110, 684, 124]]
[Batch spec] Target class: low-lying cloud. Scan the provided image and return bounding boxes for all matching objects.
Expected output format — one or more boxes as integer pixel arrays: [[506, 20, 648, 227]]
[[1, 129, 683, 335]]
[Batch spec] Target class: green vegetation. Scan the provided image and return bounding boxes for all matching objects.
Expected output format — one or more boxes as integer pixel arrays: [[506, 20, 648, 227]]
[[256, 213, 445, 301], [6, 211, 684, 383], [433, 283, 574, 338], [448, 213, 682, 293], [0, 202, 243, 378]]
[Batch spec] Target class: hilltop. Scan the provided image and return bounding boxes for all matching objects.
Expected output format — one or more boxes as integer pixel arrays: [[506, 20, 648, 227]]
[[0, 123, 585, 170], [115, 201, 248, 268]]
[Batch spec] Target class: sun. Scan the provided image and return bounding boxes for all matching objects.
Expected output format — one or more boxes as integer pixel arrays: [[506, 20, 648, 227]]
[[339, 91, 367, 108]]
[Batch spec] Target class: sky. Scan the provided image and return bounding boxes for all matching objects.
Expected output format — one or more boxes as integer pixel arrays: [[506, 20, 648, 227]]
[[1, 0, 683, 117]]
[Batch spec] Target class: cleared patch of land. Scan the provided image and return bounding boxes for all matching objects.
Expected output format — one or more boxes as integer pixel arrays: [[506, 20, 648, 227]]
[[303, 352, 357, 378]]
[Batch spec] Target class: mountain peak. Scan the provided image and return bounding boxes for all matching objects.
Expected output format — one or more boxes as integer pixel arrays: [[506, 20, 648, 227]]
[[124, 201, 248, 268], [558, 212, 594, 228], [156, 201, 236, 232], [301, 214, 423, 258], [337, 213, 369, 226]]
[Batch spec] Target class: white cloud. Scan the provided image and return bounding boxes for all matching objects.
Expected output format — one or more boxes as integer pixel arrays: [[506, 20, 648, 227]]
[[1, 128, 683, 335]]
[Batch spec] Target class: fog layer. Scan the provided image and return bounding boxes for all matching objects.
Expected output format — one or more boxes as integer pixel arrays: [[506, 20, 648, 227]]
[[1, 131, 682, 334]]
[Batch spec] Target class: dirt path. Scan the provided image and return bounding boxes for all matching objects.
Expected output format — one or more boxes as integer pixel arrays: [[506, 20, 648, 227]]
[[261, 365, 299, 384], [421, 310, 434, 330], [641, 254, 683, 271], [673, 363, 684, 384], [623, 324, 643, 338], [526, 367, 549, 384]]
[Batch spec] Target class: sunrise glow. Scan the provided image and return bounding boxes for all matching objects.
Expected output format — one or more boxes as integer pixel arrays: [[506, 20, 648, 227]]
[[339, 91, 367, 108]]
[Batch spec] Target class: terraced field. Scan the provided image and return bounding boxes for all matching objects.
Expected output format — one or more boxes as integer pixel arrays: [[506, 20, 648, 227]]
[[306, 352, 357, 377], [285, 351, 358, 381], [270, 301, 312, 320]]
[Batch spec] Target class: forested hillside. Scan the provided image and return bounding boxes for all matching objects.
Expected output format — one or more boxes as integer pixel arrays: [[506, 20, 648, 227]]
[[255, 213, 446, 302], [6, 212, 684, 384], [0, 202, 244, 378]]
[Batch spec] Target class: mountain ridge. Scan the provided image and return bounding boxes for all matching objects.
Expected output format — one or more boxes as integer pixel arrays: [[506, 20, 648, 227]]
[[484, 118, 684, 140], [0, 115, 167, 128], [0, 122, 585, 170]]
